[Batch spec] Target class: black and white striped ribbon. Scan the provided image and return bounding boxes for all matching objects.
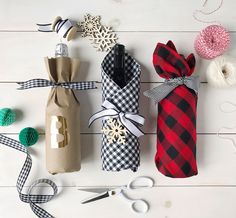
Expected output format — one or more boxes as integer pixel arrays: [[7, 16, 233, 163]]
[[37, 19, 75, 38], [0, 134, 57, 218], [17, 79, 97, 90], [89, 100, 145, 137]]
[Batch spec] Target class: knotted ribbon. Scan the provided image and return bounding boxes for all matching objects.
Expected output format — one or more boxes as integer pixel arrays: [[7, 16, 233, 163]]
[[0, 134, 57, 218], [144, 76, 200, 103], [17, 79, 97, 90], [89, 100, 145, 137]]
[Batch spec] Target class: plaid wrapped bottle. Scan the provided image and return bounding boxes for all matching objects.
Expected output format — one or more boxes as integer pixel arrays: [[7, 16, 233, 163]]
[[148, 41, 198, 178]]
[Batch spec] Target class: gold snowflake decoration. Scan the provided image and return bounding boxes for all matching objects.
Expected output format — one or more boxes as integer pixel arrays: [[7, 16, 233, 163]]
[[78, 14, 101, 37], [102, 117, 127, 145]]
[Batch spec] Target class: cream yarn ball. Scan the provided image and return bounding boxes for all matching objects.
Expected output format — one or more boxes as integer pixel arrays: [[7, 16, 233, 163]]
[[206, 56, 236, 88]]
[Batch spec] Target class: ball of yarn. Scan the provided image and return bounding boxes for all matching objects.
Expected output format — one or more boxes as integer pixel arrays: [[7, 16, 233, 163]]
[[0, 108, 16, 126], [195, 25, 230, 59], [19, 127, 39, 147], [206, 56, 236, 88]]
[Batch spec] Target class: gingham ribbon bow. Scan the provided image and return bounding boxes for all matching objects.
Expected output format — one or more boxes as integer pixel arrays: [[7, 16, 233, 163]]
[[89, 100, 145, 137], [143, 76, 199, 103], [0, 134, 57, 218], [17, 79, 97, 90]]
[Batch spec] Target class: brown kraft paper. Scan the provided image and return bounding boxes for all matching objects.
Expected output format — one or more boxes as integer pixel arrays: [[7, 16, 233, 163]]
[[45, 57, 81, 174]]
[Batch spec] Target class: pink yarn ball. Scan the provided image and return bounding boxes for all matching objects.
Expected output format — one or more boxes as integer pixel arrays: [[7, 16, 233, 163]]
[[194, 25, 230, 60]]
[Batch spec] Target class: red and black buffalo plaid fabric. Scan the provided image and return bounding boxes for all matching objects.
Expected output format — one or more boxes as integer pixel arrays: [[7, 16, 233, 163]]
[[153, 41, 198, 178]]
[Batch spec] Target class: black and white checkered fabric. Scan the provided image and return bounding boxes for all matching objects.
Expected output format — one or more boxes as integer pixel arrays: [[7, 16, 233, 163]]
[[0, 134, 57, 218], [101, 46, 142, 172], [17, 78, 97, 90]]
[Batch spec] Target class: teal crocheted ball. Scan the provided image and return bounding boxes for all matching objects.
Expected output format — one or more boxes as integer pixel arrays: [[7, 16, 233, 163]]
[[19, 127, 39, 147], [0, 108, 16, 126]]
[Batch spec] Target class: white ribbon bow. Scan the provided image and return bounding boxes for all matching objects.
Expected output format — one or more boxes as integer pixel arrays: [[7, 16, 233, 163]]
[[89, 100, 145, 138]]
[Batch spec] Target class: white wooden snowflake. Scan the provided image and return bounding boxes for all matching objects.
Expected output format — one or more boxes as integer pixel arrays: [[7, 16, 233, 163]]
[[102, 117, 127, 145], [79, 14, 101, 37], [90, 25, 118, 52]]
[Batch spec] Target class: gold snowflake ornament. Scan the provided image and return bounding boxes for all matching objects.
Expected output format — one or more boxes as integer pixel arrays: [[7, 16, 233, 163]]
[[79, 14, 101, 37], [102, 117, 127, 145]]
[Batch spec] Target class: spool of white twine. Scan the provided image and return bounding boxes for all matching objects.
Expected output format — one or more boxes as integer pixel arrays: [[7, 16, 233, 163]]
[[206, 56, 236, 88]]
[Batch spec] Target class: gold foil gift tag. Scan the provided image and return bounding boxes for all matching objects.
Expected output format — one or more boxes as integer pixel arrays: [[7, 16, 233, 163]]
[[50, 116, 69, 149]]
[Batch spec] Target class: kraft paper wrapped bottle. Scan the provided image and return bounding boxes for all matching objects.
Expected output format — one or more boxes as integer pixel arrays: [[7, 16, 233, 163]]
[[45, 43, 81, 174], [17, 43, 96, 174]]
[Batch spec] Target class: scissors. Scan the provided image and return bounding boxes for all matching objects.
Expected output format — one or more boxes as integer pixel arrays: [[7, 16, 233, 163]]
[[78, 176, 154, 214]]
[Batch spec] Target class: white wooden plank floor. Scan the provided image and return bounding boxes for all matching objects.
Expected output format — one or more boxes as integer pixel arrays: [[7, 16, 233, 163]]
[[1, 1, 236, 218]]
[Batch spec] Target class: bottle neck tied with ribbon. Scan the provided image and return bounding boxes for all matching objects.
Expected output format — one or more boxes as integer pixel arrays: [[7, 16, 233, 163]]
[[17, 78, 97, 90], [143, 40, 199, 178], [144, 76, 199, 103]]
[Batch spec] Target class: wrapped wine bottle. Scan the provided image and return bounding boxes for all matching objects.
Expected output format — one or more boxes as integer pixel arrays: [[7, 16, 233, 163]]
[[17, 43, 96, 173], [45, 43, 81, 174], [89, 44, 143, 172]]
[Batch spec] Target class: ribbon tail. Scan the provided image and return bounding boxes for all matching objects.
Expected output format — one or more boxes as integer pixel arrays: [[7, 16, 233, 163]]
[[17, 82, 26, 90], [17, 79, 52, 90], [125, 114, 145, 126], [120, 116, 144, 137], [88, 109, 118, 127], [185, 76, 200, 93], [143, 83, 177, 103], [37, 23, 52, 32], [64, 81, 98, 90]]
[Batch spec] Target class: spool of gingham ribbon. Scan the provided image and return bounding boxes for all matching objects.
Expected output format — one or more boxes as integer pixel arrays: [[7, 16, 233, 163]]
[[0, 134, 57, 218], [17, 79, 97, 90], [143, 76, 199, 103], [89, 100, 145, 137]]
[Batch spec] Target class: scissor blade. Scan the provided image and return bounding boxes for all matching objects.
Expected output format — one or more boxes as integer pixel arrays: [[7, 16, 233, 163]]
[[81, 191, 110, 204], [78, 188, 109, 194]]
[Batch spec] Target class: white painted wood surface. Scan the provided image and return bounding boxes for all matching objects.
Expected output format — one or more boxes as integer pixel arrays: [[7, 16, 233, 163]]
[[0, 1, 236, 218]]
